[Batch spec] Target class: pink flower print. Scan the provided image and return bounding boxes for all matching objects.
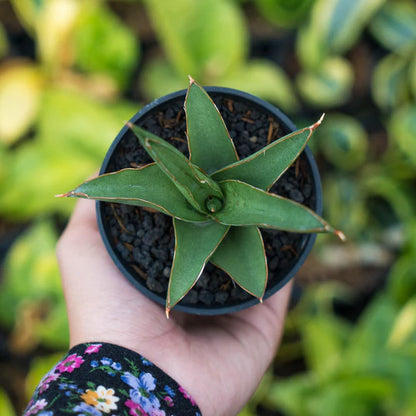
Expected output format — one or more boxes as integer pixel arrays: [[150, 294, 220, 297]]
[[56, 354, 84, 373], [39, 372, 60, 393], [84, 343, 102, 354], [178, 386, 196, 406], [25, 399, 47, 416], [164, 396, 174, 407], [125, 399, 147, 416]]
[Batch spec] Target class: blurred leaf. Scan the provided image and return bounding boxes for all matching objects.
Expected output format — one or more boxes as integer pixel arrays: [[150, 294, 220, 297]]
[[388, 253, 416, 306], [388, 104, 416, 168], [296, 22, 327, 70], [0, 221, 69, 349], [0, 143, 78, 218], [362, 172, 415, 224], [140, 59, 186, 100], [372, 54, 410, 111], [0, 388, 15, 416], [74, 5, 139, 91], [410, 54, 416, 99], [296, 57, 354, 108], [345, 295, 399, 372], [0, 61, 43, 145], [219, 60, 299, 113], [266, 374, 316, 416], [25, 353, 63, 401], [300, 314, 350, 380], [316, 114, 368, 170], [298, 0, 386, 68], [36, 0, 82, 73], [10, 0, 44, 35], [388, 296, 416, 349], [306, 376, 393, 416], [369, 0, 416, 56], [255, 0, 315, 28], [143, 0, 247, 81], [0, 86, 137, 219], [0, 23, 8, 59], [38, 87, 137, 161]]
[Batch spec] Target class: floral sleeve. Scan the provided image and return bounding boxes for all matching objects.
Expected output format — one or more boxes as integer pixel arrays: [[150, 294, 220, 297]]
[[24, 342, 201, 416]]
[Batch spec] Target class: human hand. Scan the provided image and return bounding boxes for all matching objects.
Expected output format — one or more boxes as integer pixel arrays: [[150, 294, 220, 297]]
[[57, 198, 292, 416]]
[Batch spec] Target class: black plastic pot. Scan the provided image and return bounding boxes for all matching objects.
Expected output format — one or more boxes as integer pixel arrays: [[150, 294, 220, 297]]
[[96, 87, 323, 315]]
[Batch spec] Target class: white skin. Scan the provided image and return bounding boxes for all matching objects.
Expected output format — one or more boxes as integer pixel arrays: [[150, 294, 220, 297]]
[[57, 198, 292, 416]]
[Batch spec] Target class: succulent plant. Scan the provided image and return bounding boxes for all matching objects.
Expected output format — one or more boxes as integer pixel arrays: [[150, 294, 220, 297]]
[[59, 77, 345, 316]]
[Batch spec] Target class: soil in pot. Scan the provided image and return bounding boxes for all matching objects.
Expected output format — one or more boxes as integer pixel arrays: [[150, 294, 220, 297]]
[[100, 94, 316, 310]]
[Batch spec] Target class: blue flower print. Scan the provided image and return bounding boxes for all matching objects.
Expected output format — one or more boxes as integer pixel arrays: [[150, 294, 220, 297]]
[[90, 360, 99, 368], [73, 402, 101, 416], [121, 371, 161, 411], [164, 385, 175, 397], [111, 362, 122, 371], [140, 357, 152, 366], [38, 412, 54, 416], [101, 357, 113, 366]]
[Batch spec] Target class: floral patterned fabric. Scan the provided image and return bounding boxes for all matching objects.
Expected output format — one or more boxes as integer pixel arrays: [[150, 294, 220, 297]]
[[24, 342, 201, 416]]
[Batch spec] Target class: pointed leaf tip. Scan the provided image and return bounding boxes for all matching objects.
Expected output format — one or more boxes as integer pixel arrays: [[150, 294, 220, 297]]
[[312, 113, 325, 130], [188, 75, 196, 84], [165, 308, 170, 319], [335, 229, 347, 242], [126, 121, 134, 129], [55, 193, 69, 198]]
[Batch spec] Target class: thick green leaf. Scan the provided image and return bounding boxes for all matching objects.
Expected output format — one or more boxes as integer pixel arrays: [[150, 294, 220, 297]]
[[212, 180, 344, 237], [61, 165, 207, 223], [369, 0, 416, 55], [372, 54, 410, 111], [167, 219, 229, 313], [218, 60, 299, 113], [129, 123, 224, 214], [211, 226, 267, 299], [212, 117, 323, 191], [315, 114, 368, 170], [296, 57, 354, 108], [185, 79, 238, 173]]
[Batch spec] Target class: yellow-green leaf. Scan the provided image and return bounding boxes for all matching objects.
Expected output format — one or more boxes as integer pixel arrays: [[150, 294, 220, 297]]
[[0, 61, 43, 145], [296, 57, 354, 108]]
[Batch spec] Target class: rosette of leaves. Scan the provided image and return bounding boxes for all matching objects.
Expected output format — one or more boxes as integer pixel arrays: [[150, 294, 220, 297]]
[[59, 78, 344, 315]]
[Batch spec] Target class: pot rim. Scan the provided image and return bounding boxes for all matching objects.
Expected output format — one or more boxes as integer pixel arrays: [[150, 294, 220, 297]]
[[97, 86, 322, 315]]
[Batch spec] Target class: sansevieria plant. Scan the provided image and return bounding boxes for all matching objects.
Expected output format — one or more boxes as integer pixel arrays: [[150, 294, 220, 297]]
[[58, 77, 345, 316]]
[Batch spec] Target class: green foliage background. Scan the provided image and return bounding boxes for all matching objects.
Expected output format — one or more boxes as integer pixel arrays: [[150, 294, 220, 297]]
[[0, 0, 415, 414]]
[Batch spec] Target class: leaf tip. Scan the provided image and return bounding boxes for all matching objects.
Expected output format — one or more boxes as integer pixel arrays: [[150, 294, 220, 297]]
[[126, 121, 134, 129], [335, 229, 347, 242], [165, 307, 171, 319], [311, 113, 325, 131], [188, 75, 196, 85], [55, 192, 70, 198]]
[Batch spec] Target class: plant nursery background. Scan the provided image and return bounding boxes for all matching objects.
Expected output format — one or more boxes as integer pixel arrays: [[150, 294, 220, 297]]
[[0, 0, 415, 415]]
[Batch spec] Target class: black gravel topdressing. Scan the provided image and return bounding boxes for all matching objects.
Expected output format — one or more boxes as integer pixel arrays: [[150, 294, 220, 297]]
[[100, 93, 316, 309]]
